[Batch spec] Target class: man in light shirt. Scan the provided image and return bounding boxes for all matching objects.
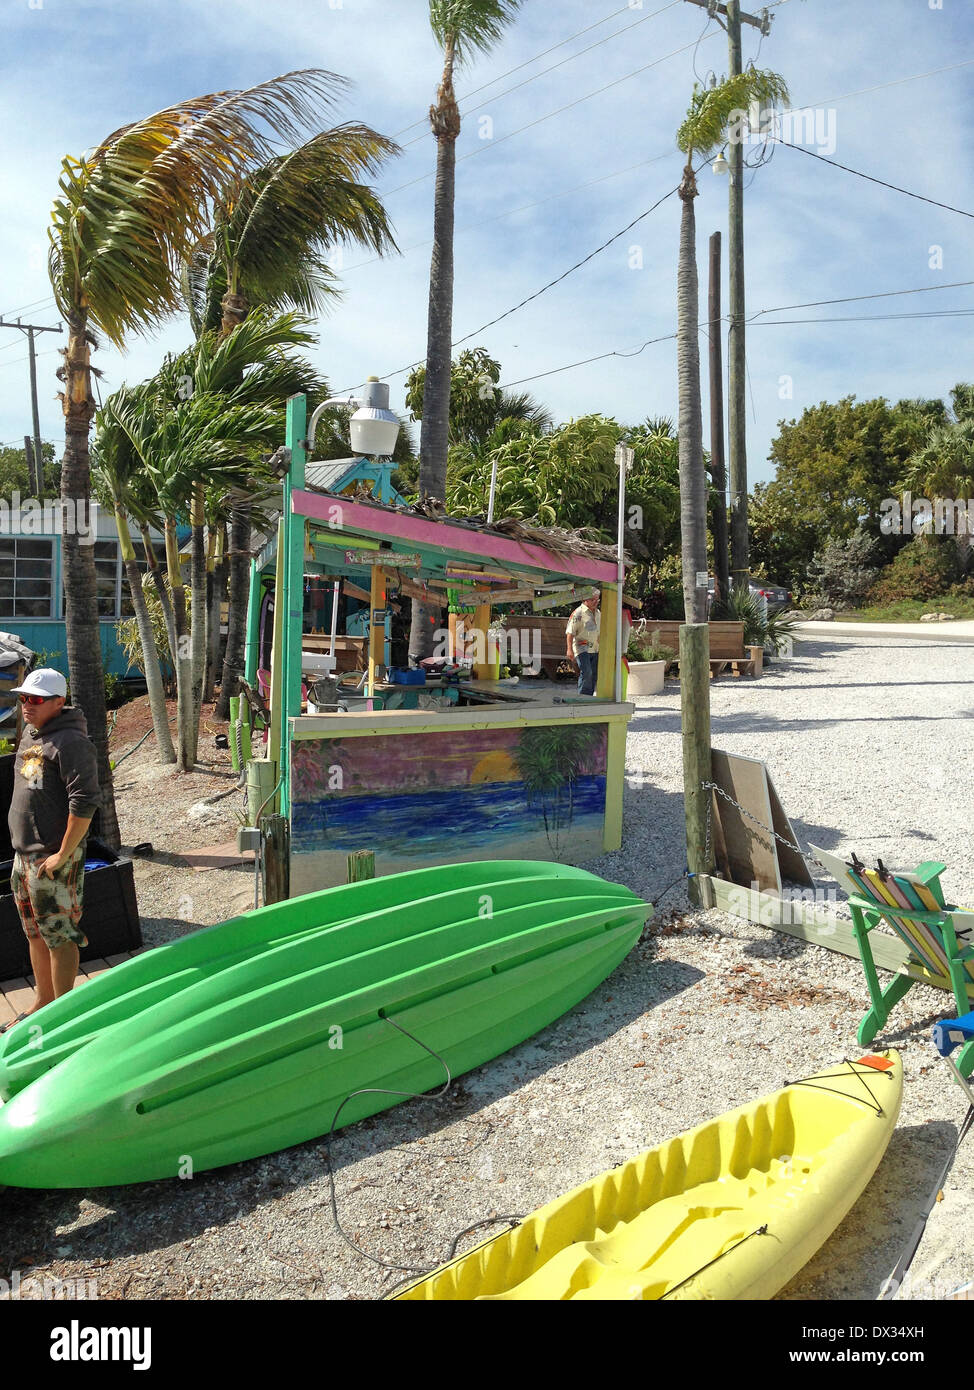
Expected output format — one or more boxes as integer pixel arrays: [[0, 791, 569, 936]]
[[565, 589, 600, 696]]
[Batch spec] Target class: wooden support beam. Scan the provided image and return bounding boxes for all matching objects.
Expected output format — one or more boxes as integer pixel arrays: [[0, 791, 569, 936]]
[[701, 874, 974, 999], [596, 585, 619, 700], [368, 565, 386, 693]]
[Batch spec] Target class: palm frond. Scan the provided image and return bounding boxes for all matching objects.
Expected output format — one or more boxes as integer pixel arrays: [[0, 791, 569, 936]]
[[677, 69, 790, 161], [429, 0, 523, 65], [50, 69, 355, 345], [224, 126, 399, 311]]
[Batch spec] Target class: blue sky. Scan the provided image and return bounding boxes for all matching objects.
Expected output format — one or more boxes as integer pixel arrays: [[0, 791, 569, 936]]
[[1, 0, 972, 489]]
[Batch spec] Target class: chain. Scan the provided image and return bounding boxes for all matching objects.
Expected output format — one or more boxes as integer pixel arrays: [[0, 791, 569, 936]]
[[701, 781, 819, 863], [699, 780, 854, 923]]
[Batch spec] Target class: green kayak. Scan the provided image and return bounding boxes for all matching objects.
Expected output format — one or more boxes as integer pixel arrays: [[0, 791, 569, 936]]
[[0, 861, 650, 1187]]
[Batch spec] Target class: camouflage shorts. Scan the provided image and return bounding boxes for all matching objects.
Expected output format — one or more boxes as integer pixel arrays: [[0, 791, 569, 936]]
[[11, 845, 88, 950]]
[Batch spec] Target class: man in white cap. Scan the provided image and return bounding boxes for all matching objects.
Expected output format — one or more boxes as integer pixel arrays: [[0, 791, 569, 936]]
[[1, 669, 100, 1029], [565, 589, 601, 696]]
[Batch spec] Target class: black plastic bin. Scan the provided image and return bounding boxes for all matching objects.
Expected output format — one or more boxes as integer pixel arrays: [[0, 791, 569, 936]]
[[0, 750, 143, 978]]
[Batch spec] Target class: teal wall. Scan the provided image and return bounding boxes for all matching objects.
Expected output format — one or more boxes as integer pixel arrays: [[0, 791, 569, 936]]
[[8, 621, 137, 678]]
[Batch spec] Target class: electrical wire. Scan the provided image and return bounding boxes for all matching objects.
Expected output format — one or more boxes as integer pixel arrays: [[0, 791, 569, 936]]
[[396, 2, 684, 154], [391, 3, 646, 139], [773, 138, 974, 220], [0, 296, 56, 319], [337, 163, 704, 394], [383, 33, 720, 199], [341, 151, 673, 274], [748, 279, 974, 320]]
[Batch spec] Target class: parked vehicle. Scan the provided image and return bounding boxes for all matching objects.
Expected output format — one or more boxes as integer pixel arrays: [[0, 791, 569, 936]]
[[748, 579, 792, 613]]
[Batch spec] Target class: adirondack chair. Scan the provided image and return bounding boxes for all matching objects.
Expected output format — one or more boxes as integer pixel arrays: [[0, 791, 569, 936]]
[[812, 843, 974, 1078]]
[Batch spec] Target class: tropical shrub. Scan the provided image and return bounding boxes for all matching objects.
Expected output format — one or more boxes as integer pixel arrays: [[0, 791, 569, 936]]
[[866, 536, 961, 604], [805, 531, 881, 609]]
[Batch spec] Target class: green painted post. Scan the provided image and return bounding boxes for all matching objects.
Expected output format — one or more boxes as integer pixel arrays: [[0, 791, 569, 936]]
[[280, 395, 307, 820], [244, 558, 261, 687], [229, 695, 240, 771]]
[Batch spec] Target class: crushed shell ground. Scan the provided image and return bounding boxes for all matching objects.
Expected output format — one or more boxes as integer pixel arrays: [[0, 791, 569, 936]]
[[0, 638, 971, 1302]]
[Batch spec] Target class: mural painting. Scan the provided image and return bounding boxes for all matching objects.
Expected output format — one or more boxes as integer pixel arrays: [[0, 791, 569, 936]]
[[289, 723, 608, 892]]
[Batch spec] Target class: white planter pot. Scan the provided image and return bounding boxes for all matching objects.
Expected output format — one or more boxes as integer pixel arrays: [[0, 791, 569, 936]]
[[627, 659, 666, 695]]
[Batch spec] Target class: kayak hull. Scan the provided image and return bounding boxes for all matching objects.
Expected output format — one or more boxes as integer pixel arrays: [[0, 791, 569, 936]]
[[0, 861, 650, 1188], [396, 1052, 903, 1300]]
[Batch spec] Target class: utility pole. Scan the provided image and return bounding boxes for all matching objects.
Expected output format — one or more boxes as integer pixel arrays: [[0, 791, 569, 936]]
[[683, 0, 772, 586], [0, 316, 63, 496], [708, 232, 729, 605]]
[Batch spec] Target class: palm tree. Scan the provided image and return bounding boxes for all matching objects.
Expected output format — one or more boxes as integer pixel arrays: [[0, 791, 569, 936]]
[[675, 70, 788, 622], [410, 0, 523, 660], [149, 313, 325, 768], [92, 388, 176, 764], [182, 128, 399, 720], [48, 69, 365, 844]]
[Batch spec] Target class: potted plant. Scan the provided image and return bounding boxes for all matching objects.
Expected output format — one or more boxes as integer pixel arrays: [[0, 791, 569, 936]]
[[626, 629, 676, 696]]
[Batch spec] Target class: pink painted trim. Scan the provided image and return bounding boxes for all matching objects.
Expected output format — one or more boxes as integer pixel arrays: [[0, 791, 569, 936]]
[[293, 489, 617, 583]]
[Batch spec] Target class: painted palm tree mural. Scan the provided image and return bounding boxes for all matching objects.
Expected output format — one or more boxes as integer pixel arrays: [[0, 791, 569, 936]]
[[513, 725, 604, 855]]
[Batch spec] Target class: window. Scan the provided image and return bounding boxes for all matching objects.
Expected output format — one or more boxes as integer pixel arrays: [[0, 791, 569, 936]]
[[60, 540, 151, 620], [0, 538, 54, 619]]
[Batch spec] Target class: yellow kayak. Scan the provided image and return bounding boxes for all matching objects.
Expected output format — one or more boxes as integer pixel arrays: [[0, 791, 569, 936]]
[[396, 1052, 901, 1300]]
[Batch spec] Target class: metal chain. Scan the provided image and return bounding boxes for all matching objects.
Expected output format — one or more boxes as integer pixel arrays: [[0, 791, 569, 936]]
[[700, 780, 854, 922], [701, 781, 819, 862]]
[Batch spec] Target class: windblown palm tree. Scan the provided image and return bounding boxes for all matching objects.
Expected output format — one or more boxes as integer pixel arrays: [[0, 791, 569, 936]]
[[109, 313, 324, 770], [180, 127, 399, 719], [675, 70, 788, 622], [92, 390, 176, 765], [410, 0, 523, 660], [48, 69, 364, 842]]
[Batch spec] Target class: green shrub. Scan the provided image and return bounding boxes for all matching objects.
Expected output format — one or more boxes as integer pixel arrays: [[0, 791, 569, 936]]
[[867, 537, 961, 604], [805, 531, 881, 608]]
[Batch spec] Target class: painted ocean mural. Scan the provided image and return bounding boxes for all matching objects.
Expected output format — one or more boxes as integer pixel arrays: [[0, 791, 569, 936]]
[[289, 724, 608, 890]]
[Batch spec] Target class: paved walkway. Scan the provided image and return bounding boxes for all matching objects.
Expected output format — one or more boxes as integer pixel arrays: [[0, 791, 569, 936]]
[[795, 619, 974, 644]]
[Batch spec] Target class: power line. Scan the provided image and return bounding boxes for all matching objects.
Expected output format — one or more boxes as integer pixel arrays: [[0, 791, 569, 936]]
[[384, 32, 719, 198], [0, 296, 55, 319], [391, 3, 669, 140], [337, 167, 698, 392], [499, 303, 974, 392], [818, 57, 974, 111], [342, 152, 672, 274], [751, 309, 974, 326], [396, 2, 683, 152], [749, 279, 974, 320], [774, 139, 974, 220]]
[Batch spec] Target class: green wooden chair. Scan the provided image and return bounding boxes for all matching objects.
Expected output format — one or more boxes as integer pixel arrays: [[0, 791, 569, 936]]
[[811, 843, 974, 1078]]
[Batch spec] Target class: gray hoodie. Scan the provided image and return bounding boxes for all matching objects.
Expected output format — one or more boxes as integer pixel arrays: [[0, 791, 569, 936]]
[[8, 707, 101, 855]]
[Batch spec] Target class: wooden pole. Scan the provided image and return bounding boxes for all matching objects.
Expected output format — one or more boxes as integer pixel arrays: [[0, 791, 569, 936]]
[[368, 566, 386, 693], [262, 814, 290, 904], [680, 623, 714, 905], [471, 602, 492, 679], [709, 232, 730, 604], [347, 850, 376, 883], [595, 585, 619, 700]]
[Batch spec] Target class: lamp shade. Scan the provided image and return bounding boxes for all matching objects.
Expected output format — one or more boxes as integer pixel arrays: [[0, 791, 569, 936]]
[[350, 378, 400, 457]]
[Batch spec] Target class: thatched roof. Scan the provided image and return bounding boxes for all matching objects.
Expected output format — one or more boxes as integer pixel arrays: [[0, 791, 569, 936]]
[[303, 481, 632, 568]]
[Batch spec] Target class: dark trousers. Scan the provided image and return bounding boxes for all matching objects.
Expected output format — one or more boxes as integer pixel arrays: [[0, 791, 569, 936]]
[[577, 651, 598, 696]]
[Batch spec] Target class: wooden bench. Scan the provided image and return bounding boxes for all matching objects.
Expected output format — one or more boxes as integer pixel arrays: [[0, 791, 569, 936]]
[[494, 615, 575, 679], [636, 621, 758, 678]]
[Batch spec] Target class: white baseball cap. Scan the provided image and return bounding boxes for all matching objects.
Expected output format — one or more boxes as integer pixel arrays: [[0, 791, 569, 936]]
[[12, 668, 67, 699]]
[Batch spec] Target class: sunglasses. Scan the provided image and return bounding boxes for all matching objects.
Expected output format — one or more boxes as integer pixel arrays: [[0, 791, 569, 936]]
[[20, 694, 52, 706]]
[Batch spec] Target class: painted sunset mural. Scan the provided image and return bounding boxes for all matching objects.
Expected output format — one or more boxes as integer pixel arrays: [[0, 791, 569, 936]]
[[289, 724, 608, 891]]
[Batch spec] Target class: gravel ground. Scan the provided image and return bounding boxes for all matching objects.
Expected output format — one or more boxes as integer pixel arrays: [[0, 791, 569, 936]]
[[1, 637, 972, 1302]]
